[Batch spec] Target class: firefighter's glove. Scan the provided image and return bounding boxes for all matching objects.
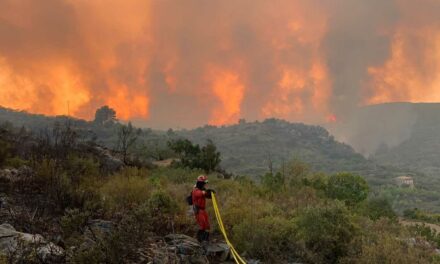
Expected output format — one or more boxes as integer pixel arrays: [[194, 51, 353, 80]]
[[206, 189, 215, 198]]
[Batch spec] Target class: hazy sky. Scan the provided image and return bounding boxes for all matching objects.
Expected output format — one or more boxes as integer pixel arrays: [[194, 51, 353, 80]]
[[0, 0, 439, 128]]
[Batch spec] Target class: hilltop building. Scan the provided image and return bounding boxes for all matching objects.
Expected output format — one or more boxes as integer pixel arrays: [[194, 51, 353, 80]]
[[394, 176, 414, 188]]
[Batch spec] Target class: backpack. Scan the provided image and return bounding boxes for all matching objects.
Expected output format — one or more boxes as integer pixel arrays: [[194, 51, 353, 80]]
[[186, 192, 193, 205]]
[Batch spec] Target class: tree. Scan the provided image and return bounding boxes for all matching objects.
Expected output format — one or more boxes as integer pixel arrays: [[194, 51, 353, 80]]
[[168, 139, 221, 173], [52, 120, 78, 160], [285, 159, 310, 186], [168, 138, 200, 168], [326, 173, 369, 205], [265, 151, 273, 175], [143, 140, 174, 161], [0, 139, 11, 166], [199, 139, 221, 173], [116, 122, 139, 164], [94, 106, 117, 125], [262, 172, 284, 191]]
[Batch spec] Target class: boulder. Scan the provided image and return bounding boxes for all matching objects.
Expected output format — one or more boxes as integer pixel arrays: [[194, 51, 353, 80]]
[[149, 234, 208, 264], [206, 242, 230, 262], [86, 219, 114, 235], [81, 219, 115, 248], [0, 223, 64, 262], [164, 234, 203, 256], [0, 169, 16, 182], [0, 166, 33, 183], [149, 234, 235, 263], [0, 194, 8, 208], [37, 243, 65, 263], [92, 146, 124, 172]]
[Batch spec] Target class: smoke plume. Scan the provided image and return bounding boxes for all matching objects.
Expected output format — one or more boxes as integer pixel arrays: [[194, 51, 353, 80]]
[[0, 0, 439, 129]]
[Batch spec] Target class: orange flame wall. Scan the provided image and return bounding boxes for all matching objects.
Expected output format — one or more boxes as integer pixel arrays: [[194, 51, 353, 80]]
[[366, 0, 440, 104], [0, 0, 151, 120], [0, 0, 439, 127]]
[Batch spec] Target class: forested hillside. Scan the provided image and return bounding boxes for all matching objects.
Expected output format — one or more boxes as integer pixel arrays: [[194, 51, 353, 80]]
[[179, 119, 401, 185], [0, 107, 400, 186], [4, 105, 440, 212]]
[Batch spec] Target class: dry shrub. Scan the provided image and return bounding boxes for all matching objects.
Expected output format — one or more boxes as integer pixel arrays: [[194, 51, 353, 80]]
[[340, 218, 438, 264], [99, 168, 151, 213], [232, 216, 297, 262]]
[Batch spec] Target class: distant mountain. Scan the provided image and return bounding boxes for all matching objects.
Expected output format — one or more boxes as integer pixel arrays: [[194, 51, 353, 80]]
[[372, 104, 440, 185], [328, 102, 440, 189]]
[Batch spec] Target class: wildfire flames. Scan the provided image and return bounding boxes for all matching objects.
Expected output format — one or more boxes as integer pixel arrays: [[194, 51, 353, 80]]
[[0, 0, 439, 127], [366, 1, 440, 104]]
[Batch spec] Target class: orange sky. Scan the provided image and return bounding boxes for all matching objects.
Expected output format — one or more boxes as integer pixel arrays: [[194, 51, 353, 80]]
[[0, 0, 439, 128]]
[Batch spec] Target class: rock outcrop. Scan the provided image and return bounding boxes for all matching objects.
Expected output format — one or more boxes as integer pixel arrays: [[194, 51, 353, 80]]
[[145, 234, 234, 263], [90, 146, 124, 172], [0, 166, 33, 183], [147, 234, 209, 264], [0, 223, 64, 263]]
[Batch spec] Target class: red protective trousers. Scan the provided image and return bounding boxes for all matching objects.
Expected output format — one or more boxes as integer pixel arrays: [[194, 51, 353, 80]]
[[192, 188, 210, 230], [195, 209, 210, 230]]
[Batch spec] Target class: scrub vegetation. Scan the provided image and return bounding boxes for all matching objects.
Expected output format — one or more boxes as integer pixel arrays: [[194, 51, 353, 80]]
[[0, 120, 439, 263]]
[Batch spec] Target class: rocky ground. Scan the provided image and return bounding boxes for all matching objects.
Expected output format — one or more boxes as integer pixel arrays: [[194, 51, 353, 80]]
[[0, 167, 237, 263]]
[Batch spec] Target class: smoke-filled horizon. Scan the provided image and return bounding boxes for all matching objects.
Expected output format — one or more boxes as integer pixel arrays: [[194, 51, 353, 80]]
[[0, 0, 439, 128]]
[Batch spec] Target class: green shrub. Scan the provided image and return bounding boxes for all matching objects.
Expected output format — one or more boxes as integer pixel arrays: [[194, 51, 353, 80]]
[[65, 154, 100, 186], [361, 197, 397, 221], [147, 189, 179, 234], [61, 208, 90, 240], [100, 170, 151, 212], [213, 180, 275, 231], [326, 173, 369, 206], [0, 139, 12, 166], [232, 216, 297, 262], [293, 202, 357, 263], [148, 189, 178, 215], [149, 167, 203, 184], [284, 159, 310, 186], [0, 255, 6, 264], [303, 172, 328, 193], [262, 172, 284, 192], [4, 156, 29, 168], [72, 207, 152, 264], [34, 159, 82, 211], [409, 224, 440, 248], [341, 231, 435, 264], [34, 158, 58, 185], [403, 208, 440, 224], [168, 139, 221, 173]]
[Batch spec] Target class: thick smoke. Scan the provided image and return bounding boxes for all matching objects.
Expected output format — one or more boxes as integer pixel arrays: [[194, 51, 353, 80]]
[[324, 0, 398, 118], [0, 0, 439, 134]]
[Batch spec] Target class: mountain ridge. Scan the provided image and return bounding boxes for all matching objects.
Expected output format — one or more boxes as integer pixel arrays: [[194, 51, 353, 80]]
[[0, 105, 401, 186]]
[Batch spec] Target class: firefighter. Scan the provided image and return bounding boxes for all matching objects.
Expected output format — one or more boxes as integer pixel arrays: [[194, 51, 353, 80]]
[[192, 175, 214, 243]]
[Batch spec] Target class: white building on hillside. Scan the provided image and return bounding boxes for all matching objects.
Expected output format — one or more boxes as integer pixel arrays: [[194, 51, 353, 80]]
[[394, 176, 414, 188]]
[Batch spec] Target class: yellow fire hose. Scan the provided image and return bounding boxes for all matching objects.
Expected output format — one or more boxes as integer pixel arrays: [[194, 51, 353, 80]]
[[211, 193, 247, 264]]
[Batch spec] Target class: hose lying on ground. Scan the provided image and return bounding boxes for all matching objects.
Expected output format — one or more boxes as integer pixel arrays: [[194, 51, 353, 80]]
[[211, 193, 247, 264]]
